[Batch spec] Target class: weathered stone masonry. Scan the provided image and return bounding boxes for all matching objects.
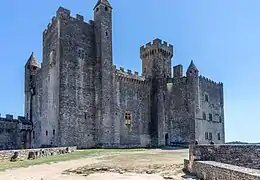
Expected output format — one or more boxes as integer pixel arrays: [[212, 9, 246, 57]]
[[185, 145, 260, 180], [22, 0, 225, 149], [0, 114, 32, 150]]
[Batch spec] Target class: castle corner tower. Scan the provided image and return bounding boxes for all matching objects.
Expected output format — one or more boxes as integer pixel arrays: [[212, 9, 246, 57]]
[[24, 52, 40, 121], [94, 0, 114, 147]]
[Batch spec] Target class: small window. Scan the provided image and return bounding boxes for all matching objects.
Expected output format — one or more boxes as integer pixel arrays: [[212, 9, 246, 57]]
[[96, 8, 99, 12], [105, 31, 108, 37], [46, 130, 48, 136], [125, 112, 131, 126], [53, 129, 55, 135], [105, 6, 108, 11], [219, 116, 222, 123], [205, 94, 209, 102], [209, 114, 213, 121], [202, 112, 206, 120], [218, 133, 221, 140], [33, 131, 35, 139], [205, 132, 208, 140], [6, 129, 12, 133], [209, 132, 212, 140], [85, 113, 87, 120]]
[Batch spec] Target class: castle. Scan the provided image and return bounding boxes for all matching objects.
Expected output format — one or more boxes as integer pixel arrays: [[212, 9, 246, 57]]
[[0, 0, 225, 149]]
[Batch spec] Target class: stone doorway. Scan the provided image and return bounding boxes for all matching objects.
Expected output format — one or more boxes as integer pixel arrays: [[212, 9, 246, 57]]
[[165, 133, 169, 146]]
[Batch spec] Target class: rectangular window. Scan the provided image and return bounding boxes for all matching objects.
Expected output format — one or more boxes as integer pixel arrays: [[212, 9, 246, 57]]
[[219, 116, 222, 123], [6, 129, 12, 133], [218, 133, 221, 140], [205, 94, 209, 102], [46, 130, 48, 136], [209, 114, 213, 121], [202, 112, 206, 120], [209, 132, 212, 140], [205, 132, 208, 140], [125, 112, 131, 125], [33, 131, 35, 139], [85, 113, 87, 120], [53, 129, 55, 135]]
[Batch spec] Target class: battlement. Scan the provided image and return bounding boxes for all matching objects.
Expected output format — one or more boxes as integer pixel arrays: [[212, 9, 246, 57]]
[[0, 114, 31, 124], [140, 38, 173, 59], [113, 65, 149, 86], [43, 7, 93, 36], [199, 75, 223, 87]]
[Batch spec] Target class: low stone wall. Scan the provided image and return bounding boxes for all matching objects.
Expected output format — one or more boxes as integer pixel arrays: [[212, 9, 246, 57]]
[[0, 146, 77, 162], [189, 144, 260, 170], [192, 161, 260, 180]]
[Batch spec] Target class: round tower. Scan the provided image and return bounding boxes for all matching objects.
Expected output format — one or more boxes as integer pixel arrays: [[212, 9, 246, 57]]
[[24, 52, 40, 121], [186, 60, 199, 144], [93, 0, 114, 147]]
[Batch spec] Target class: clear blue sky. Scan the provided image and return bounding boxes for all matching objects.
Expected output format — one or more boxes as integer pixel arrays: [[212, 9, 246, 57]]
[[0, 0, 259, 143]]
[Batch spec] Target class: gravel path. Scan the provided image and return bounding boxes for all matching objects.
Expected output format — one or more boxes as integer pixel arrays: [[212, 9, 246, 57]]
[[0, 149, 196, 180]]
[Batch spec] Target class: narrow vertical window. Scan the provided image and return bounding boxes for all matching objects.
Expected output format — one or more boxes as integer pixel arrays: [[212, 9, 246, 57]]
[[209, 114, 213, 121], [46, 130, 48, 136], [209, 132, 212, 140], [202, 112, 206, 120], [53, 129, 55, 135], [218, 133, 221, 140], [205, 94, 209, 102], [219, 116, 222, 123], [125, 112, 132, 126], [205, 132, 208, 140], [33, 131, 35, 139]]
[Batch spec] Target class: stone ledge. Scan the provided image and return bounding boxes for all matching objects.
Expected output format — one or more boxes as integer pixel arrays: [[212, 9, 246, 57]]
[[0, 146, 77, 162], [189, 144, 260, 169], [192, 161, 260, 179]]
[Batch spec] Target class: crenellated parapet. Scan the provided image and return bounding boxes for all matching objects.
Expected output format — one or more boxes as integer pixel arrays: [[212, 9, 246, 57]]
[[0, 114, 32, 125], [113, 65, 150, 87], [43, 15, 57, 37], [140, 38, 173, 59], [199, 75, 223, 88], [43, 7, 93, 37]]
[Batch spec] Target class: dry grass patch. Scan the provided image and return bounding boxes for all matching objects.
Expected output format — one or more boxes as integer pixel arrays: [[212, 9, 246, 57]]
[[65, 149, 195, 179]]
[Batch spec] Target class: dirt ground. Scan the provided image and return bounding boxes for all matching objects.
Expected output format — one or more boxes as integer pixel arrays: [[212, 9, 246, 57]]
[[0, 148, 198, 180]]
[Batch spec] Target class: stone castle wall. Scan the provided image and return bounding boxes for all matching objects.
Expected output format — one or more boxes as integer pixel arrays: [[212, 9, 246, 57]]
[[0, 146, 77, 162], [192, 161, 260, 180], [189, 144, 260, 169], [186, 144, 260, 179], [0, 115, 32, 150], [167, 76, 192, 144], [113, 67, 151, 147], [195, 76, 225, 144], [57, 7, 96, 148]]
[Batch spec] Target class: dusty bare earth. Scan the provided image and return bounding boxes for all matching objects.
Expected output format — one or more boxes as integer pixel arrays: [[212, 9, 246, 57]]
[[0, 148, 198, 180]]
